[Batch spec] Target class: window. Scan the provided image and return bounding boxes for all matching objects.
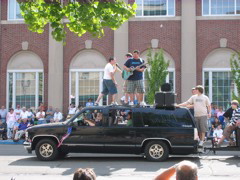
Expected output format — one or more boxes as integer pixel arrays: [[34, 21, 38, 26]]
[[108, 109, 132, 127], [142, 108, 194, 127], [7, 71, 44, 110], [203, 69, 234, 110], [8, 0, 23, 20], [70, 71, 107, 106], [136, 0, 175, 17], [203, 0, 240, 16], [73, 109, 103, 127]]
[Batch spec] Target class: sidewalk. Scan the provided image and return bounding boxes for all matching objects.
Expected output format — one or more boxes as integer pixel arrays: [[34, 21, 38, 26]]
[[0, 139, 24, 145]]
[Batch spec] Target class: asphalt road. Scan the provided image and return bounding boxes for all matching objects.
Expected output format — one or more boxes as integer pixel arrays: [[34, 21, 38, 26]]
[[1, 145, 240, 180]]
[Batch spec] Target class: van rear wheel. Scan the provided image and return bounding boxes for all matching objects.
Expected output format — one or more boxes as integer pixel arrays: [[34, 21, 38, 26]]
[[144, 141, 169, 162]]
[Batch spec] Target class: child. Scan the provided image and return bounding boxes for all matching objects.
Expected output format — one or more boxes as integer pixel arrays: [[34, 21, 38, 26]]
[[213, 124, 223, 143], [0, 119, 7, 140]]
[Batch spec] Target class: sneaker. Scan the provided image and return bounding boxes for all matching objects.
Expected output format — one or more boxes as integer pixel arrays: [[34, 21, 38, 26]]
[[199, 141, 204, 147], [129, 102, 134, 106], [94, 102, 99, 106], [110, 102, 118, 106], [140, 101, 147, 106]]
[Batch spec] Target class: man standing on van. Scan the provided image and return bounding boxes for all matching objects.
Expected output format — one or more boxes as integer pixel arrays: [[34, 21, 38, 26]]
[[177, 85, 211, 146], [95, 57, 118, 106]]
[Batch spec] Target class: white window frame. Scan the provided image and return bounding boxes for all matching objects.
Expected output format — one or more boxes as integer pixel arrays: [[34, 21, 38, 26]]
[[136, 0, 175, 17], [8, 0, 24, 20], [202, 68, 237, 103], [6, 69, 44, 110], [69, 69, 106, 106], [202, 0, 240, 16]]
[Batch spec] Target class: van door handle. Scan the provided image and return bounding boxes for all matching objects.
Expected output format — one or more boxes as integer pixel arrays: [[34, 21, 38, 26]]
[[129, 131, 135, 135]]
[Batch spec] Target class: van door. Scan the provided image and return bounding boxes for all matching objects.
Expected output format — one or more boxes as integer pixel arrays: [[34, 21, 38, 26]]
[[103, 108, 137, 153]]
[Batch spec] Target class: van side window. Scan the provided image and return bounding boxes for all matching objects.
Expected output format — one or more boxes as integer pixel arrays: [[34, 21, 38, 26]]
[[108, 109, 132, 127], [142, 109, 193, 127]]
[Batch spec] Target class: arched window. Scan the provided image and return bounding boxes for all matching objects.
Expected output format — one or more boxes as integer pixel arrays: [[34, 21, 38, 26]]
[[69, 50, 107, 106], [7, 51, 44, 110], [203, 48, 236, 110], [141, 49, 176, 92]]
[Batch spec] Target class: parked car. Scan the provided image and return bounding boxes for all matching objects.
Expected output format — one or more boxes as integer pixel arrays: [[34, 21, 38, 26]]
[[23, 105, 199, 161]]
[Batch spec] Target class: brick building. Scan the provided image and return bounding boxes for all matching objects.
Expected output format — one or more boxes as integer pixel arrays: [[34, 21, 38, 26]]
[[0, 0, 240, 113]]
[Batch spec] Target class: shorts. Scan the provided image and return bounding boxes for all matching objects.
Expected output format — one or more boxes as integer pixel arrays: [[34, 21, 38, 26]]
[[123, 81, 128, 93], [223, 124, 238, 138], [126, 80, 145, 93], [101, 79, 117, 95], [195, 116, 208, 133]]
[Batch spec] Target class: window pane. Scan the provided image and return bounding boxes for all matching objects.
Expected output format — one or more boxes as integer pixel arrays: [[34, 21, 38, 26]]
[[8, 0, 15, 19], [203, 0, 210, 15], [15, 72, 36, 108], [144, 0, 167, 16], [237, 0, 240, 14], [168, 0, 175, 15], [136, 0, 143, 16], [16, 2, 23, 19], [210, 71, 233, 110], [39, 72, 44, 106]]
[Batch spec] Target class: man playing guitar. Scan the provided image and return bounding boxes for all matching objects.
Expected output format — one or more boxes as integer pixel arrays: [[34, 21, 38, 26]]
[[123, 50, 146, 106]]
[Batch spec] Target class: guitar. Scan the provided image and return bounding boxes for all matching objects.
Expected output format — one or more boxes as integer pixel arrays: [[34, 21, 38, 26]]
[[122, 63, 148, 80]]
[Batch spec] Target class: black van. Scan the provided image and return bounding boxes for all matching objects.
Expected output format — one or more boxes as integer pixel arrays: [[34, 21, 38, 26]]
[[23, 106, 199, 161]]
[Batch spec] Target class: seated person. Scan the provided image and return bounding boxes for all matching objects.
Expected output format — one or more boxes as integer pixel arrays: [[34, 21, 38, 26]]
[[126, 112, 133, 126], [0, 119, 7, 140], [213, 124, 223, 143], [210, 118, 221, 136], [14, 118, 30, 142], [217, 107, 240, 147], [84, 112, 103, 127]]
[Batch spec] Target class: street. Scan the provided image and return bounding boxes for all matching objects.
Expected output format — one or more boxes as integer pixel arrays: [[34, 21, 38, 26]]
[[0, 145, 240, 180]]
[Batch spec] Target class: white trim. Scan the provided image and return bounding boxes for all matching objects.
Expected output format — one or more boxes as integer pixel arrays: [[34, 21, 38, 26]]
[[70, 69, 104, 72], [12, 73, 16, 109], [209, 71, 213, 102], [130, 16, 181, 21], [75, 72, 79, 107], [6, 73, 9, 110], [35, 72, 39, 108], [203, 68, 231, 71], [7, 69, 43, 73], [69, 71, 72, 104]]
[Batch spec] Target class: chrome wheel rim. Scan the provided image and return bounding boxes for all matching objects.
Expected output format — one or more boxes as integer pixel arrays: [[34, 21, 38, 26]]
[[149, 144, 164, 159], [39, 143, 54, 158]]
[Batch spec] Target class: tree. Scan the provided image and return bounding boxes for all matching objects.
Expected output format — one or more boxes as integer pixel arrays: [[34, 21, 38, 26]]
[[17, 0, 136, 42], [230, 52, 240, 102], [145, 49, 169, 104]]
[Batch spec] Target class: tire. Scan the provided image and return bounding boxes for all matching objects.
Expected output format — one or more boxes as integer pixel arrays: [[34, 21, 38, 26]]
[[144, 141, 169, 162], [35, 139, 59, 161]]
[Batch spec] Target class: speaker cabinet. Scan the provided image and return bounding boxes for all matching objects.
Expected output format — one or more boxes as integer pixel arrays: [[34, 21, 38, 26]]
[[155, 92, 176, 110]]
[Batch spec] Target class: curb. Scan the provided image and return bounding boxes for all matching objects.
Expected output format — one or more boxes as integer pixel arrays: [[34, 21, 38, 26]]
[[0, 140, 24, 145]]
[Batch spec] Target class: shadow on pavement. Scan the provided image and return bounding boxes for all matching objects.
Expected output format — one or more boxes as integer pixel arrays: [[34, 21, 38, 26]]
[[9, 155, 201, 176]]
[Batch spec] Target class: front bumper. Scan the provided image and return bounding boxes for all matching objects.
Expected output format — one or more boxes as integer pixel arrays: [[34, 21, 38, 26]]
[[23, 141, 32, 154]]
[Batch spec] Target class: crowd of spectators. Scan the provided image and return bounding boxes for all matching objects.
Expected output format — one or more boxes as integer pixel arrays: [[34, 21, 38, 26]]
[[0, 98, 95, 141]]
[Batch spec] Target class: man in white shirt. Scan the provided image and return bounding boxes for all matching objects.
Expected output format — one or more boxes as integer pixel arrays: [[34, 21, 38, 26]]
[[14, 105, 22, 120], [20, 107, 28, 119], [54, 108, 63, 122], [177, 85, 211, 147], [36, 109, 46, 124], [95, 57, 118, 106]]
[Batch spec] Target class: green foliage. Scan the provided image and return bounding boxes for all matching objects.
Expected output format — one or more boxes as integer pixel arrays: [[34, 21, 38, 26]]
[[17, 0, 136, 42], [230, 52, 240, 102], [145, 49, 169, 104]]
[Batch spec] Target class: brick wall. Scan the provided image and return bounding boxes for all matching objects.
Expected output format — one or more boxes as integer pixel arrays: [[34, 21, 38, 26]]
[[196, 20, 240, 85], [129, 21, 181, 101], [0, 24, 49, 107], [196, 0, 202, 16], [1, 0, 7, 20]]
